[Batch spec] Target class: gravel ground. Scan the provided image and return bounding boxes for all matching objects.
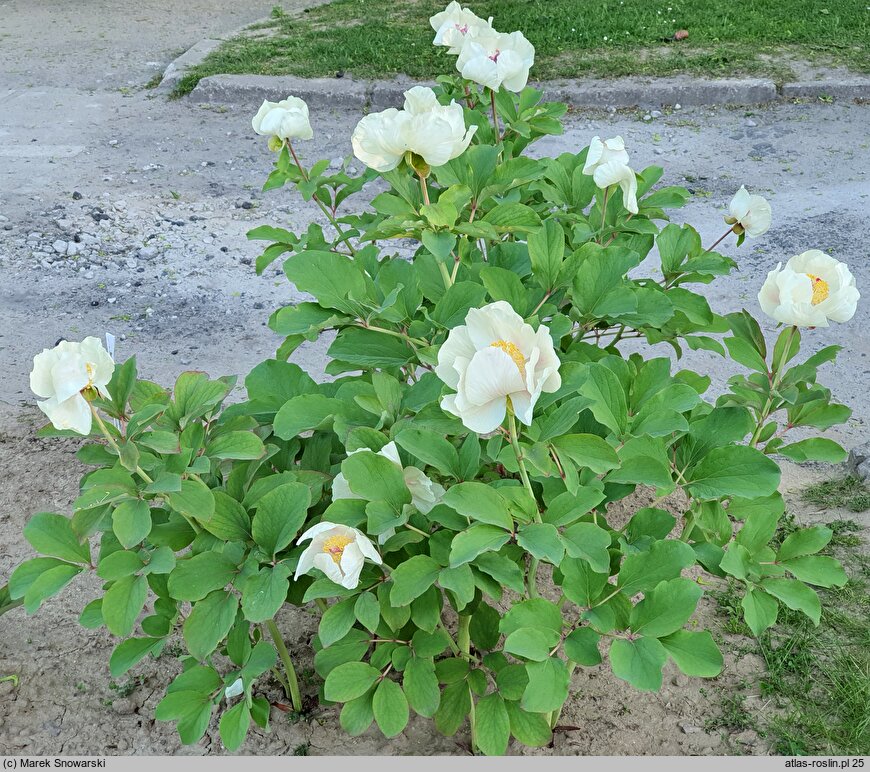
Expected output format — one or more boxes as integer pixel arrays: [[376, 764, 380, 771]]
[[1, 0, 868, 758]]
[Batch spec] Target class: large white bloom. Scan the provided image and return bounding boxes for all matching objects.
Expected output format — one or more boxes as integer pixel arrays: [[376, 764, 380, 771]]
[[436, 301, 561, 434], [593, 160, 639, 215], [30, 337, 114, 435], [294, 523, 382, 589], [332, 441, 445, 542], [351, 86, 476, 173], [251, 97, 314, 142], [758, 250, 859, 328], [726, 185, 771, 238], [455, 28, 535, 93], [582, 136, 630, 176], [430, 1, 492, 55]]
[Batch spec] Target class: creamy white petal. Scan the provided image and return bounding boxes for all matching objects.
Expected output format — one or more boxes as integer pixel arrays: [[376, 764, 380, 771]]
[[37, 394, 92, 435], [297, 521, 342, 544], [435, 324, 476, 388], [338, 543, 366, 588], [353, 531, 383, 564], [593, 160, 638, 214], [312, 551, 346, 585], [463, 347, 526, 407]]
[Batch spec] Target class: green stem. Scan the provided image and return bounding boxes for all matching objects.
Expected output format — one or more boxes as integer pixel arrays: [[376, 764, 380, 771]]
[[357, 323, 427, 347], [265, 619, 302, 713], [527, 557, 540, 599], [548, 663, 577, 729], [287, 140, 357, 255], [703, 225, 736, 254], [507, 410, 535, 507], [679, 508, 697, 543], [90, 404, 154, 486], [457, 614, 471, 660], [749, 325, 798, 447], [314, 598, 328, 613], [490, 88, 500, 140], [597, 187, 610, 242], [437, 619, 461, 656], [418, 172, 431, 206]]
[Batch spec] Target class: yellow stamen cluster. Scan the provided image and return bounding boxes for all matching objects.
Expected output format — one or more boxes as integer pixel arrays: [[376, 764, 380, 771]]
[[490, 340, 527, 378], [322, 534, 354, 564], [806, 274, 830, 305]]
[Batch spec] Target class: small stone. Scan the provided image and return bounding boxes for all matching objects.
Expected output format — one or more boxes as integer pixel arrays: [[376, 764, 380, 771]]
[[674, 103, 682, 110], [678, 720, 702, 734], [52, 239, 67, 254], [240, 256, 252, 265], [107, 297, 117, 304], [109, 139, 119, 147], [735, 729, 758, 746], [138, 246, 158, 259], [672, 674, 690, 687], [241, 201, 254, 210], [745, 118, 757, 127], [72, 191, 83, 200], [643, 114, 652, 122], [847, 441, 870, 480], [112, 697, 137, 715], [66, 242, 79, 256], [650, 109, 662, 118], [125, 259, 137, 269]]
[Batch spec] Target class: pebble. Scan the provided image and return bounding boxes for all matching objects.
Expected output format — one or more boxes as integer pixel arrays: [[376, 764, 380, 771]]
[[650, 110, 663, 118], [745, 118, 757, 127], [138, 245, 158, 259], [678, 720, 702, 734], [108, 139, 119, 147], [52, 239, 67, 254], [111, 697, 137, 715], [643, 114, 652, 122]]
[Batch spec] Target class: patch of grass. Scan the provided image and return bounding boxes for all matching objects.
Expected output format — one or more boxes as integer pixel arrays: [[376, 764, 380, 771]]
[[731, 517, 870, 755], [804, 476, 870, 513], [175, 0, 870, 95]]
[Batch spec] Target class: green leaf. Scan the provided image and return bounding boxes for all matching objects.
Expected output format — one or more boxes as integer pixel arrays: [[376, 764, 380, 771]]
[[550, 434, 619, 474], [449, 525, 512, 567], [687, 446, 780, 500], [372, 678, 409, 738], [168, 551, 238, 601], [777, 438, 847, 463], [342, 451, 411, 513], [109, 637, 163, 678], [251, 482, 311, 556], [324, 661, 381, 703], [184, 590, 238, 660], [504, 627, 560, 661], [480, 265, 529, 315], [439, 564, 475, 611], [283, 249, 369, 314], [505, 701, 552, 747], [15, 561, 82, 614], [319, 596, 358, 648], [475, 693, 511, 756], [395, 428, 460, 478], [442, 483, 513, 530], [761, 578, 821, 625], [329, 328, 414, 369], [354, 592, 381, 633], [166, 478, 215, 525], [516, 523, 564, 565], [736, 508, 780, 555], [219, 702, 251, 752], [434, 680, 471, 736], [782, 556, 847, 588], [403, 658, 440, 718], [521, 657, 569, 713], [391, 555, 442, 607], [630, 578, 702, 637], [659, 630, 723, 677], [527, 217, 565, 290], [500, 598, 562, 636], [560, 522, 611, 573], [617, 539, 695, 596], [741, 587, 779, 636], [241, 563, 291, 623], [102, 574, 148, 637], [777, 526, 833, 561], [340, 692, 375, 736], [470, 603, 502, 650], [482, 202, 542, 232], [112, 500, 152, 549], [205, 491, 251, 542], [23, 513, 90, 564], [563, 627, 602, 666], [273, 394, 342, 439], [579, 365, 627, 436], [206, 431, 265, 461], [558, 558, 608, 607], [609, 637, 667, 691]]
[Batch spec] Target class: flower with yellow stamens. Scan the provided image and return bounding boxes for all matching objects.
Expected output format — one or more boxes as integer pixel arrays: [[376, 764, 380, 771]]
[[293, 522, 382, 589], [435, 301, 561, 434], [758, 250, 859, 328]]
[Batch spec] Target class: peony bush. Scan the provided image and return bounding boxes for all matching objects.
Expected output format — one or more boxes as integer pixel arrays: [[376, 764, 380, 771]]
[[4, 3, 860, 756]]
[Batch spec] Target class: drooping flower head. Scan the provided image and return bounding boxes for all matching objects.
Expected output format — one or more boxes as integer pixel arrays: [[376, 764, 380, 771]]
[[351, 86, 476, 173], [758, 250, 859, 328], [455, 27, 535, 93], [582, 136, 630, 176], [582, 135, 638, 214], [726, 186, 771, 238], [294, 523, 382, 589], [30, 337, 115, 435], [436, 301, 561, 434], [430, 1, 492, 55], [251, 96, 314, 146]]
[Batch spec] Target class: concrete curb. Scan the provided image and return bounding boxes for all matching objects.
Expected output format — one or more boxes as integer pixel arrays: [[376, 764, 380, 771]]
[[156, 39, 222, 93], [187, 71, 870, 110]]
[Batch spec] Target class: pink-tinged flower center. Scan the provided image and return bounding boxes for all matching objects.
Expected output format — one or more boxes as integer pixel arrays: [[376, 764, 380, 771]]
[[488, 49, 501, 62], [455, 23, 469, 34], [322, 534, 354, 564]]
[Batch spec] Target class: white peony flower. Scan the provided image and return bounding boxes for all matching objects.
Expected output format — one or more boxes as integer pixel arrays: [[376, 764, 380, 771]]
[[430, 1, 492, 54], [436, 301, 561, 434], [455, 28, 535, 93], [332, 441, 445, 542], [30, 337, 115, 435], [582, 136, 630, 176], [294, 523, 382, 589], [592, 160, 639, 214], [251, 97, 314, 142], [351, 86, 476, 173], [758, 250, 859, 328], [725, 185, 771, 238]]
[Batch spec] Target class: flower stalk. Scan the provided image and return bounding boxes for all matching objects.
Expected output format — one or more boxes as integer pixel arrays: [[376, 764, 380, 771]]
[[266, 618, 303, 713]]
